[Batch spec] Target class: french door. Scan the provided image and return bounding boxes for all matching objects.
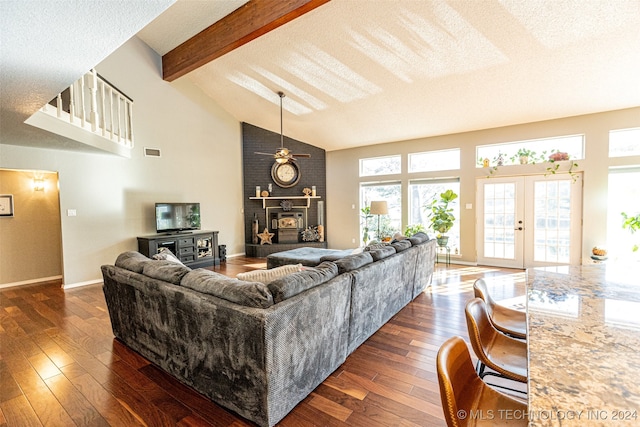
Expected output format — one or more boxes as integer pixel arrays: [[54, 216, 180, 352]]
[[476, 174, 582, 269]]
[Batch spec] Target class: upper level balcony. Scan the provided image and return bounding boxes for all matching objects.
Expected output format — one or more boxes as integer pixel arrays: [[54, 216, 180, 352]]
[[25, 69, 134, 158]]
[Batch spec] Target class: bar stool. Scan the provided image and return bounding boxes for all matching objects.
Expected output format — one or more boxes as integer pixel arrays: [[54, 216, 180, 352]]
[[436, 336, 528, 427], [465, 298, 528, 384], [474, 279, 527, 339]]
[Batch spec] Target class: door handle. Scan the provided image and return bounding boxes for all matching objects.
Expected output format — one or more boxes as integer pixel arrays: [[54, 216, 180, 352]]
[[515, 227, 523, 230]]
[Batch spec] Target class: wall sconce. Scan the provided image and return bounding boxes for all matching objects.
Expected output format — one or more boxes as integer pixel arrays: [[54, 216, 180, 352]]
[[33, 178, 45, 191]]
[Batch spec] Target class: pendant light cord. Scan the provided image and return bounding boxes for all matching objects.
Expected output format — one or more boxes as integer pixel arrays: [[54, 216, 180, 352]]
[[278, 91, 285, 149]]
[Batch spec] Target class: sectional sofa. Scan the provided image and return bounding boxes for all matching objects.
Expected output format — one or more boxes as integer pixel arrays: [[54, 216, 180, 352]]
[[101, 233, 436, 426]]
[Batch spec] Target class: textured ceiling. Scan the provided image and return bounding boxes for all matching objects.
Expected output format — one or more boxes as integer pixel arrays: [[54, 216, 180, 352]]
[[0, 0, 175, 151], [140, 0, 640, 151]]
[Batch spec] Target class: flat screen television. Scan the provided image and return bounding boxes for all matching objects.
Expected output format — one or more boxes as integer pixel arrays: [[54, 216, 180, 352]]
[[155, 202, 201, 234]]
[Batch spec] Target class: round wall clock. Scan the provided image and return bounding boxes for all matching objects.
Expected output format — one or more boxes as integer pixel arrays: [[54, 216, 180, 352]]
[[271, 161, 300, 188]]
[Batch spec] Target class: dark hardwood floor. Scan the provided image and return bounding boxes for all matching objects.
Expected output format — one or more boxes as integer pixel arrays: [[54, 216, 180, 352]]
[[0, 257, 526, 426]]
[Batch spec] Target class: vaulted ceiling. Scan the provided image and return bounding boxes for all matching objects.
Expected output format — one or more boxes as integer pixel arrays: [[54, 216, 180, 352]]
[[138, 0, 640, 151], [2, 1, 639, 153]]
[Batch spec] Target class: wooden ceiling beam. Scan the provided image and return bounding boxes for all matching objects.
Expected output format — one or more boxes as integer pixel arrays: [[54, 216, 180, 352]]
[[162, 0, 331, 82]]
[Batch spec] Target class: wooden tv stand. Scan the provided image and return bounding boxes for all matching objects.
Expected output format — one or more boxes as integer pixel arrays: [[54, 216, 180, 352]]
[[137, 230, 219, 268]]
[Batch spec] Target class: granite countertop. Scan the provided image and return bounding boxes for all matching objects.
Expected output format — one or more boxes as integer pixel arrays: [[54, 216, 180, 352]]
[[527, 264, 640, 426]]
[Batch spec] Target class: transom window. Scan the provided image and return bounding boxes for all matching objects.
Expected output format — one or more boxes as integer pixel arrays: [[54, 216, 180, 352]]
[[609, 128, 640, 157], [359, 155, 401, 177], [409, 148, 460, 173], [476, 135, 584, 167]]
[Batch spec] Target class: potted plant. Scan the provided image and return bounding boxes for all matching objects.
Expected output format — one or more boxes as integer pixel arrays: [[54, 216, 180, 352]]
[[510, 148, 537, 165], [622, 212, 640, 252], [428, 189, 458, 246], [360, 206, 373, 245], [545, 150, 579, 182]]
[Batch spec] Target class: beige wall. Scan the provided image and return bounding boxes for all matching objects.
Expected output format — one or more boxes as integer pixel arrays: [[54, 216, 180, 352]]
[[326, 107, 640, 264], [0, 169, 62, 286], [0, 36, 244, 287]]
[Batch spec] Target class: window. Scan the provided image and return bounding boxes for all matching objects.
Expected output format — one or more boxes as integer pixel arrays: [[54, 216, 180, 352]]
[[409, 148, 460, 173], [607, 168, 640, 260], [476, 135, 584, 167], [360, 182, 401, 244], [360, 155, 401, 177], [408, 179, 460, 253], [609, 128, 640, 157]]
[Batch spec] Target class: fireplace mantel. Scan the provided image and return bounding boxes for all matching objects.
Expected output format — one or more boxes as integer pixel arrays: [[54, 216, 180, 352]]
[[249, 195, 321, 209]]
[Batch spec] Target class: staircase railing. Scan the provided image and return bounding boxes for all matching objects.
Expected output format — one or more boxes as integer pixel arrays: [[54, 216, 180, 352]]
[[41, 69, 134, 148]]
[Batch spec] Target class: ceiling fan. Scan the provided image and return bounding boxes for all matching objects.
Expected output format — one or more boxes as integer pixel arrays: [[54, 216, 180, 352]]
[[254, 91, 311, 164]]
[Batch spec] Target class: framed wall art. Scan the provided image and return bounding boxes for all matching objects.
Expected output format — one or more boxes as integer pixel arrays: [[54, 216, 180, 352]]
[[0, 194, 14, 217]]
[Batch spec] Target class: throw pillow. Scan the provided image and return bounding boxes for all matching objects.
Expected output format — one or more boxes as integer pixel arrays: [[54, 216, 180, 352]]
[[236, 263, 302, 284], [181, 269, 273, 308], [392, 232, 408, 241], [268, 261, 339, 303], [115, 251, 151, 273], [151, 248, 184, 265]]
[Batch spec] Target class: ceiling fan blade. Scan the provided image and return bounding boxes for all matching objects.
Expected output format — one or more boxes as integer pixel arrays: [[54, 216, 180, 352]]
[[291, 153, 311, 158], [254, 152, 275, 156]]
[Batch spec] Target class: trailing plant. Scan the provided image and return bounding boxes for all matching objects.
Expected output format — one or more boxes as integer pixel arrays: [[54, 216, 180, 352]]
[[427, 189, 458, 236], [545, 150, 579, 182], [621, 212, 640, 252], [510, 148, 540, 164]]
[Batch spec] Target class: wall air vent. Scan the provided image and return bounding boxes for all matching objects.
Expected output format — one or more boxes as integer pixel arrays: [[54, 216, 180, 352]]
[[144, 147, 161, 157]]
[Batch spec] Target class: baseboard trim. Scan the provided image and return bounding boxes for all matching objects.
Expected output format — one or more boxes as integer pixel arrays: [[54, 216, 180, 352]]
[[63, 279, 103, 290], [227, 252, 246, 258], [0, 275, 63, 290]]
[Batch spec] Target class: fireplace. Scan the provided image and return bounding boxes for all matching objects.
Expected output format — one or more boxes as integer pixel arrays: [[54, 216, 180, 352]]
[[272, 212, 303, 243]]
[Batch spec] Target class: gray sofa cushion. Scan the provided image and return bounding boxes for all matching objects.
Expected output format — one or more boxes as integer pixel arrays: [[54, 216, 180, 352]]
[[368, 245, 396, 261], [151, 248, 184, 264], [181, 269, 273, 308], [408, 232, 429, 246], [334, 252, 373, 274], [268, 261, 339, 303], [391, 240, 412, 252], [115, 251, 151, 273], [142, 260, 191, 284]]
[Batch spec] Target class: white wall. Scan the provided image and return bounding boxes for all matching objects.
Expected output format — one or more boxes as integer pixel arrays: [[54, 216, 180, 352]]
[[326, 107, 640, 264], [0, 36, 244, 287]]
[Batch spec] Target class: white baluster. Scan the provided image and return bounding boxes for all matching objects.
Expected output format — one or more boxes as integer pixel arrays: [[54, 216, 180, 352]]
[[100, 80, 106, 136], [109, 87, 114, 140], [127, 100, 134, 146], [69, 83, 75, 124], [79, 74, 86, 128], [57, 93, 62, 118], [89, 69, 98, 132], [117, 95, 122, 142]]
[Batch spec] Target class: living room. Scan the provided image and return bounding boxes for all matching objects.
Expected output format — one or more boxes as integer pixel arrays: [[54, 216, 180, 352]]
[[2, 1, 640, 426], [2, 1, 639, 289]]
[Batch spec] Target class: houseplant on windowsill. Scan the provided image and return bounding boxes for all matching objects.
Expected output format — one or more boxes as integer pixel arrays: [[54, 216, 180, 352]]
[[428, 189, 458, 247]]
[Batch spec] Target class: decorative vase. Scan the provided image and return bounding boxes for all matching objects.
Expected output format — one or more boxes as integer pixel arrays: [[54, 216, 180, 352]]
[[519, 155, 529, 164]]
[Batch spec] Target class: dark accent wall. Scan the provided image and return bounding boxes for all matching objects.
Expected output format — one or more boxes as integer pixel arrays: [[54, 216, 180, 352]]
[[242, 122, 326, 244]]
